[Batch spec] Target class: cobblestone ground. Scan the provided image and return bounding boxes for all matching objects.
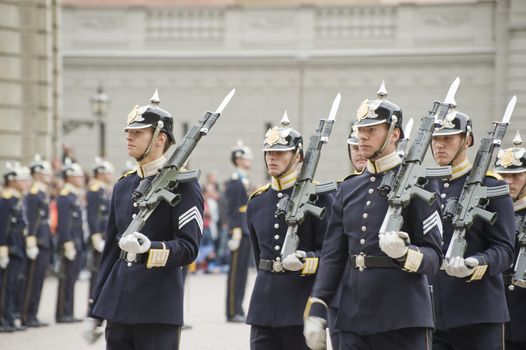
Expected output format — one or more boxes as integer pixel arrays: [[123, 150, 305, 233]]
[[0, 270, 333, 350]]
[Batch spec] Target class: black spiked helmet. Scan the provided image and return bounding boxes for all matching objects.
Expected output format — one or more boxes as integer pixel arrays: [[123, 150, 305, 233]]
[[124, 89, 175, 143], [354, 81, 404, 139], [231, 140, 253, 165], [495, 130, 526, 174], [432, 110, 474, 147], [263, 111, 303, 153]]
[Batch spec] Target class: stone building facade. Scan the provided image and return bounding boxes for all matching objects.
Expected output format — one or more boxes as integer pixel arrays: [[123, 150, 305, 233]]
[[59, 1, 526, 183], [0, 0, 62, 166]]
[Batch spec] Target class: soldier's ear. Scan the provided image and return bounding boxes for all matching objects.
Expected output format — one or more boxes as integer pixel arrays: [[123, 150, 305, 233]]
[[391, 127, 401, 143]]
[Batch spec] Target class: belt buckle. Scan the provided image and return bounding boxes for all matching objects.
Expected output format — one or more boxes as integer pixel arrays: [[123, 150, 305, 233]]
[[273, 260, 283, 273], [355, 253, 366, 271]]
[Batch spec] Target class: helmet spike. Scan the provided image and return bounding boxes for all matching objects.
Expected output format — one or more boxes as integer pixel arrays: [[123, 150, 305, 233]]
[[513, 130, 522, 147], [150, 89, 160, 106], [377, 80, 388, 99], [281, 110, 290, 127]]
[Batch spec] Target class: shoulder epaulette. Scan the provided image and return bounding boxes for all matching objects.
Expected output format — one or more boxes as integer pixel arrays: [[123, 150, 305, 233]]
[[231, 172, 240, 180], [486, 170, 502, 180], [118, 169, 137, 181], [249, 183, 270, 200], [59, 188, 69, 196], [89, 183, 100, 192], [1, 191, 12, 199], [343, 169, 364, 181]]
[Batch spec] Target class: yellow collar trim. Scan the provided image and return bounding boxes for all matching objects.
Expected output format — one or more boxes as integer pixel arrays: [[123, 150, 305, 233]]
[[451, 159, 472, 180], [271, 169, 298, 191], [137, 156, 167, 178], [2, 187, 22, 198], [514, 195, 526, 212], [366, 152, 401, 174], [63, 182, 82, 196], [32, 181, 48, 193]]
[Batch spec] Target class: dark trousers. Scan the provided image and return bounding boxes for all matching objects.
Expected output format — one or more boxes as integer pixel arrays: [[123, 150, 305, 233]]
[[433, 323, 504, 350], [328, 306, 340, 350], [1, 257, 23, 326], [226, 235, 250, 318], [22, 249, 50, 323], [340, 327, 432, 350], [106, 321, 181, 350], [55, 255, 82, 320], [88, 250, 102, 299], [250, 325, 309, 350]]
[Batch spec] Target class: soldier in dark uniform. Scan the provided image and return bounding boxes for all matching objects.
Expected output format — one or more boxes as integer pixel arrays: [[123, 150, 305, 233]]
[[494, 130, 526, 350], [55, 161, 85, 323], [304, 84, 443, 350], [86, 158, 113, 299], [246, 112, 332, 350], [85, 90, 203, 350], [225, 140, 253, 323], [0, 162, 31, 332], [21, 156, 53, 327], [327, 123, 367, 350], [430, 111, 514, 349]]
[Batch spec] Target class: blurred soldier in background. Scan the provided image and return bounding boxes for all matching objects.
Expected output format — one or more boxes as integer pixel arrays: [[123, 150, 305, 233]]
[[86, 158, 114, 299], [304, 85, 442, 350], [430, 111, 514, 349], [55, 162, 85, 323], [86, 90, 203, 350], [326, 123, 367, 350], [21, 156, 53, 328], [0, 162, 31, 332], [225, 140, 253, 323], [246, 113, 332, 349], [494, 130, 526, 350]]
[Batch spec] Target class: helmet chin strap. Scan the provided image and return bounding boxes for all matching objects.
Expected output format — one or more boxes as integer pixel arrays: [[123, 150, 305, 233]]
[[515, 180, 526, 201], [448, 131, 471, 167], [265, 147, 301, 179], [368, 119, 397, 161], [136, 121, 164, 163]]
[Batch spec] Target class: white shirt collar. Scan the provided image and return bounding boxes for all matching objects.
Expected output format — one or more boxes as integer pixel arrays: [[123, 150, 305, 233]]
[[271, 169, 298, 191], [514, 194, 526, 212], [450, 159, 472, 180], [136, 156, 167, 178], [366, 152, 402, 174]]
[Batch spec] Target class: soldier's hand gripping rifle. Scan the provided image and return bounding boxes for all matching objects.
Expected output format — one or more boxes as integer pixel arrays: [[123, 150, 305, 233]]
[[444, 96, 517, 262], [377, 78, 459, 235], [276, 94, 340, 260], [121, 89, 236, 263], [512, 213, 526, 288]]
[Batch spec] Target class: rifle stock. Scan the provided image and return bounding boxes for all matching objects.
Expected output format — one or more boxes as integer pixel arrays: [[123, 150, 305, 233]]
[[444, 97, 515, 261], [278, 95, 340, 259], [513, 214, 526, 287]]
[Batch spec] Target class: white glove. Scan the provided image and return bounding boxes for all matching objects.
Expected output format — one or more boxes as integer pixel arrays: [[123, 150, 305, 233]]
[[63, 241, 77, 261], [228, 228, 242, 251], [304, 316, 327, 350], [118, 232, 151, 254], [26, 236, 39, 260], [379, 231, 410, 259], [91, 233, 105, 253], [282, 250, 306, 271], [82, 317, 104, 344], [444, 256, 478, 278]]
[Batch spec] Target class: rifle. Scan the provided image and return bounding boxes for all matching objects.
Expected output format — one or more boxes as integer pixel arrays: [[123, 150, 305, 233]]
[[122, 89, 236, 263], [396, 117, 414, 158], [377, 78, 459, 235], [512, 213, 526, 287], [444, 95, 516, 261], [276, 94, 340, 259]]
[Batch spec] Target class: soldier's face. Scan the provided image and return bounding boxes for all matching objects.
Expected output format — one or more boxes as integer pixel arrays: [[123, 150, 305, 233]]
[[500, 172, 526, 199], [431, 134, 468, 166], [68, 175, 85, 188], [265, 150, 298, 177], [126, 128, 153, 158], [12, 179, 30, 192], [357, 124, 398, 159], [350, 144, 367, 172]]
